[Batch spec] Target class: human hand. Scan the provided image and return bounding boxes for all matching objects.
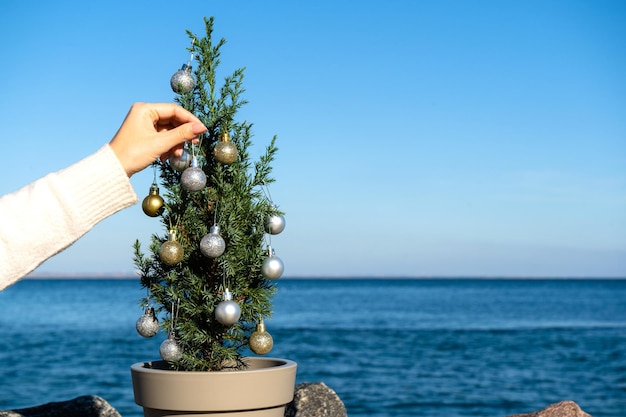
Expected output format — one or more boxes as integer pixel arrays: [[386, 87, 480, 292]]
[[109, 102, 207, 177]]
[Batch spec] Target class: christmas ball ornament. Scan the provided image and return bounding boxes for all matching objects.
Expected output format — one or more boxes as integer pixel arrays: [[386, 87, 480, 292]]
[[181, 156, 206, 192], [199, 225, 226, 258], [160, 334, 182, 361], [170, 64, 195, 94], [249, 320, 273, 355], [265, 212, 286, 235], [214, 131, 238, 165], [159, 230, 184, 266], [261, 246, 284, 280], [215, 289, 241, 326], [169, 148, 191, 172], [136, 306, 159, 338], [142, 184, 164, 217]]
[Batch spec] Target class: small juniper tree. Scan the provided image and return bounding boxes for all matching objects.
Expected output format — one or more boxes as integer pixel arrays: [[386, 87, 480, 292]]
[[133, 16, 282, 371]]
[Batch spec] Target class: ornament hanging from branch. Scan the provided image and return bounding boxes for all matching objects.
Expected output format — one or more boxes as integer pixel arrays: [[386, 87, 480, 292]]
[[200, 203, 226, 258], [142, 166, 165, 217], [261, 245, 284, 280], [170, 41, 196, 95], [261, 183, 286, 235], [215, 288, 241, 326], [160, 334, 182, 361], [200, 224, 226, 258], [249, 318, 273, 355], [180, 145, 207, 192], [160, 300, 182, 361], [265, 207, 286, 235], [159, 229, 184, 266], [136, 305, 159, 338], [142, 183, 165, 217], [169, 147, 191, 172], [214, 130, 238, 165]]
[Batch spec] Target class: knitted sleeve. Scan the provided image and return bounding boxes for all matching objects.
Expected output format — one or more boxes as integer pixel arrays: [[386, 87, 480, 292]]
[[0, 144, 138, 289]]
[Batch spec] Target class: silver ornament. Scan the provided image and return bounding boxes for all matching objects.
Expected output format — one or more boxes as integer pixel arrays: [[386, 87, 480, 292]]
[[136, 306, 159, 338], [169, 148, 191, 172], [261, 246, 284, 280], [170, 64, 195, 94], [215, 289, 241, 326], [181, 156, 206, 191], [200, 225, 226, 258], [160, 334, 182, 361], [265, 213, 286, 235]]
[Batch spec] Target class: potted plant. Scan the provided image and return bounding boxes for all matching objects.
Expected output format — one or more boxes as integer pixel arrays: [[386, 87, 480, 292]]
[[130, 16, 296, 417]]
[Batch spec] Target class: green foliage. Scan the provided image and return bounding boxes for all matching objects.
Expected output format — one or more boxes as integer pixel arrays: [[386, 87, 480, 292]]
[[133, 16, 282, 371]]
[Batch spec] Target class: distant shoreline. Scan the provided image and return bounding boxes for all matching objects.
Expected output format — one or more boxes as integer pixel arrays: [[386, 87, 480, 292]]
[[25, 274, 137, 280], [23, 274, 626, 281]]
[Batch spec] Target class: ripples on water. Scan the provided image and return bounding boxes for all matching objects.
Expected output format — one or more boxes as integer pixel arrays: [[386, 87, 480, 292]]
[[275, 327, 626, 416], [0, 278, 625, 417]]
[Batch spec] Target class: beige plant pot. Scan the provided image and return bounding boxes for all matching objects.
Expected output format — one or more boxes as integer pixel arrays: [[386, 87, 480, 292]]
[[131, 357, 297, 417]]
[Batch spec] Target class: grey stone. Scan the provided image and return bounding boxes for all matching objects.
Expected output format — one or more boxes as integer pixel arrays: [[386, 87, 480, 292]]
[[0, 390, 591, 417], [0, 395, 121, 417], [285, 382, 347, 417], [506, 400, 592, 417]]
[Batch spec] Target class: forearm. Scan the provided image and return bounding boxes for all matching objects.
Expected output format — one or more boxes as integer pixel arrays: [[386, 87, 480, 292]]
[[0, 145, 138, 289]]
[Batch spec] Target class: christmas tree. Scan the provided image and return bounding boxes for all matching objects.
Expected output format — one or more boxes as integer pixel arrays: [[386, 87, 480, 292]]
[[133, 16, 285, 372]]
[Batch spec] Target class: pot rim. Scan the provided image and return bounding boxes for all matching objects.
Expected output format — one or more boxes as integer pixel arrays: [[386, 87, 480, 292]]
[[131, 357, 296, 375]]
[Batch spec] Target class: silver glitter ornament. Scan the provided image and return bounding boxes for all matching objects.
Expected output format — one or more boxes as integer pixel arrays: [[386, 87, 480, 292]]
[[261, 246, 284, 280], [200, 225, 226, 258], [215, 289, 241, 326], [160, 334, 182, 361], [169, 148, 191, 172], [170, 64, 195, 94], [265, 212, 286, 235], [181, 156, 206, 192], [249, 319, 273, 355], [136, 306, 159, 338]]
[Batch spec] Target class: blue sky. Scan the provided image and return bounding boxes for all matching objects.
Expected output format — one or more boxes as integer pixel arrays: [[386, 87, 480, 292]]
[[0, 0, 624, 277]]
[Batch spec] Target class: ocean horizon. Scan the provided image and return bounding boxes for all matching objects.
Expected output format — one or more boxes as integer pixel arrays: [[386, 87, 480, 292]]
[[23, 273, 626, 280]]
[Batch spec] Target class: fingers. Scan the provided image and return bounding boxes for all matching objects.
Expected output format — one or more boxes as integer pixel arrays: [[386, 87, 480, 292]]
[[144, 102, 204, 128], [159, 121, 207, 150], [145, 103, 207, 146], [142, 102, 206, 153], [160, 143, 184, 162]]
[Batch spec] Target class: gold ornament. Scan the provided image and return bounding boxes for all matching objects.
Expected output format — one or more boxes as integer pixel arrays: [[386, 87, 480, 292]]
[[142, 184, 164, 217], [214, 131, 238, 165], [249, 319, 273, 355], [159, 230, 184, 266]]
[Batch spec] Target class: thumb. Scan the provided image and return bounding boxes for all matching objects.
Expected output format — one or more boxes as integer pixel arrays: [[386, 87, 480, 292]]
[[160, 122, 207, 147]]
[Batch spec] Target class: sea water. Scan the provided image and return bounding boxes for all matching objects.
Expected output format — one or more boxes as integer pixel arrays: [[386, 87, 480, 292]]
[[0, 278, 624, 416]]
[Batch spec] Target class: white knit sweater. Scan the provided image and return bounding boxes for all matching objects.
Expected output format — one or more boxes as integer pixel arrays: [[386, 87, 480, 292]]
[[0, 145, 138, 290]]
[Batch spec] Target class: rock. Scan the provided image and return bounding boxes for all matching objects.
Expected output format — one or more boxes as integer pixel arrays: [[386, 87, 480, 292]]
[[0, 395, 121, 417], [0, 390, 589, 417], [507, 400, 592, 417], [285, 382, 347, 417]]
